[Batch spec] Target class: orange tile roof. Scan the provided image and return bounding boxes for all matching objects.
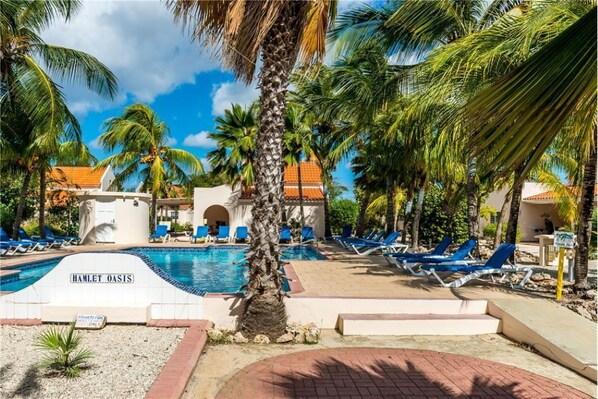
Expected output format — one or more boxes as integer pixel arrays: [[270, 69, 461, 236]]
[[523, 184, 597, 201], [49, 166, 106, 189], [284, 162, 322, 184], [241, 187, 324, 201]]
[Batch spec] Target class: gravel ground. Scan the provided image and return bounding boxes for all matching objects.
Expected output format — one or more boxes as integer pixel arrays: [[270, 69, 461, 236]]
[[0, 325, 185, 399]]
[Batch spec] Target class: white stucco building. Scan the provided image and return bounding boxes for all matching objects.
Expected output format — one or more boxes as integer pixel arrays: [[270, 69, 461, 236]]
[[482, 182, 597, 242], [193, 162, 326, 238]]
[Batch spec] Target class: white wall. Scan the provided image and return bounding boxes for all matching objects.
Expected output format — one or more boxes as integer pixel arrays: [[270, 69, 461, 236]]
[[193, 185, 325, 238], [78, 192, 151, 244], [100, 166, 116, 191]]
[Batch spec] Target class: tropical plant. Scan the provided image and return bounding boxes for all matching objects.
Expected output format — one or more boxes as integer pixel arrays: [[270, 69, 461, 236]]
[[207, 103, 258, 188], [0, 0, 117, 239], [95, 104, 202, 230], [466, 5, 596, 287], [328, 198, 358, 234], [169, 0, 337, 339], [35, 322, 94, 378]]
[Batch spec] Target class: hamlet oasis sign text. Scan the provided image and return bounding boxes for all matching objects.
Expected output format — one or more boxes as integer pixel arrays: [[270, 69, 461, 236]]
[[71, 273, 134, 284]]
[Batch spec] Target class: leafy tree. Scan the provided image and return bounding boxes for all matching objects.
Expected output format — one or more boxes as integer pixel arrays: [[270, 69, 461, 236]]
[[0, 172, 37, 234], [169, 0, 337, 339], [95, 104, 202, 230], [0, 0, 117, 239], [419, 185, 468, 244], [328, 199, 358, 234]]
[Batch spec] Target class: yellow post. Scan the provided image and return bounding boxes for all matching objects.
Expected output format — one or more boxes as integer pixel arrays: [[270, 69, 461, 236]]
[[556, 247, 565, 301]]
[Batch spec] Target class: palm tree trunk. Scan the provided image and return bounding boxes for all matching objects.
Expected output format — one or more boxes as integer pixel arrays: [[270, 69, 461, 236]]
[[574, 140, 597, 288], [385, 177, 395, 235], [466, 156, 479, 240], [11, 169, 33, 240], [402, 186, 414, 244], [355, 190, 371, 237], [323, 180, 332, 237], [151, 192, 157, 232], [38, 166, 47, 238], [241, 1, 308, 340], [411, 186, 425, 248], [494, 191, 511, 248], [280, 162, 287, 223], [297, 162, 305, 225], [505, 164, 525, 263]]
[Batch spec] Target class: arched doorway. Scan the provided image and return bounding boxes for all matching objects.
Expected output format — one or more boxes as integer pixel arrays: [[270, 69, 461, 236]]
[[203, 205, 229, 235]]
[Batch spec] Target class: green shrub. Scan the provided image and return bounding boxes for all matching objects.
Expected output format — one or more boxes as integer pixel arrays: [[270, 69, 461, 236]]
[[35, 322, 94, 378], [329, 199, 358, 234], [419, 186, 468, 243]]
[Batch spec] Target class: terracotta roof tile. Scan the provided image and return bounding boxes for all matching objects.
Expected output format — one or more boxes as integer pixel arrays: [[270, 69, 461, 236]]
[[284, 162, 322, 184], [49, 166, 106, 189], [241, 187, 324, 201], [523, 184, 597, 201]]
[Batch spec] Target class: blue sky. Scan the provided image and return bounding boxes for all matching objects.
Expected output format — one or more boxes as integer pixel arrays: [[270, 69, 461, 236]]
[[42, 0, 361, 199]]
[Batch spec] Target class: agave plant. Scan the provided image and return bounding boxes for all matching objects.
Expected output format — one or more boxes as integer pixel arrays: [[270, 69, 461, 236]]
[[35, 322, 93, 378]]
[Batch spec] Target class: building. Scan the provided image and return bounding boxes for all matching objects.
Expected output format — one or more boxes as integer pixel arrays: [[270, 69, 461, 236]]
[[47, 166, 151, 245], [482, 182, 597, 242], [155, 186, 194, 228], [193, 161, 326, 237]]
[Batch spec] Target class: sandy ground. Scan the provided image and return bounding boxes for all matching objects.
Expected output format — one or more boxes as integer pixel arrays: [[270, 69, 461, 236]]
[[183, 330, 597, 399], [0, 325, 185, 399]]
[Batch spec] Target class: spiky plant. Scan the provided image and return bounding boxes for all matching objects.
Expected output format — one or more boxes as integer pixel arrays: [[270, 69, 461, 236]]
[[35, 322, 94, 378]]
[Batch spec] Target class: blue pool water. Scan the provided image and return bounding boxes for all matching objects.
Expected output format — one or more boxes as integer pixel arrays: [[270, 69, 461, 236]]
[[127, 246, 325, 293], [0, 258, 63, 292], [0, 246, 324, 293]]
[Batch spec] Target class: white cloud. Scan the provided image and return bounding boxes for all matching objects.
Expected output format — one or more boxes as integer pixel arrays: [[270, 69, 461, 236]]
[[41, 0, 219, 115], [165, 136, 177, 146], [211, 81, 259, 116], [183, 131, 215, 148]]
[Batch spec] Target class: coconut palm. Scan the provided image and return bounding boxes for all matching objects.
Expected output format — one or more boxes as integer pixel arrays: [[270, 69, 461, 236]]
[[95, 104, 203, 230], [0, 0, 117, 239], [168, 0, 337, 339], [207, 103, 258, 189], [466, 6, 596, 287]]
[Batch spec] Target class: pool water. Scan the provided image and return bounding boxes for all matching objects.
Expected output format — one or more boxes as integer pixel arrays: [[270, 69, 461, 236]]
[[128, 246, 325, 293], [0, 246, 324, 294], [0, 258, 63, 292]]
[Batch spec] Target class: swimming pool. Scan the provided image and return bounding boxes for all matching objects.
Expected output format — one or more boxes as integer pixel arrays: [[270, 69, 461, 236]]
[[0, 257, 64, 292], [127, 246, 325, 293], [0, 246, 324, 293]]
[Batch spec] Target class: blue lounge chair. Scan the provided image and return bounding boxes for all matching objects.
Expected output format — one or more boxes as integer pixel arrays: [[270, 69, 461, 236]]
[[0, 242, 10, 256], [17, 228, 57, 249], [385, 238, 477, 273], [339, 229, 383, 248], [351, 231, 408, 255], [234, 226, 249, 243], [214, 225, 230, 243], [192, 226, 210, 243], [332, 225, 352, 241], [280, 226, 293, 243], [300, 226, 316, 244], [385, 236, 452, 262], [149, 225, 170, 243], [44, 226, 80, 245], [420, 243, 533, 288], [0, 227, 40, 253]]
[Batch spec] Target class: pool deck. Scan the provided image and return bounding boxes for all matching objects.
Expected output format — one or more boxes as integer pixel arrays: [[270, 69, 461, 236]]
[[1, 240, 596, 383]]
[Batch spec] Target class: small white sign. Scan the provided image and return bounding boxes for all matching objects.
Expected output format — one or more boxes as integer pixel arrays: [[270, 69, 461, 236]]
[[554, 231, 575, 249], [75, 314, 107, 329]]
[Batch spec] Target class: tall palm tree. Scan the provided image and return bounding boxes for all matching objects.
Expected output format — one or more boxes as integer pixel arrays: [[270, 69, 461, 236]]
[[95, 104, 203, 230], [467, 6, 596, 287], [168, 0, 337, 339], [284, 103, 314, 225], [207, 103, 258, 189], [0, 0, 117, 239]]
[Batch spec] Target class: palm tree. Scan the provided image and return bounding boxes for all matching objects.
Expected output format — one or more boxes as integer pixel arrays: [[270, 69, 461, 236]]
[[207, 103, 258, 189], [95, 104, 203, 230], [168, 0, 336, 339], [1, 0, 117, 239], [284, 103, 314, 225], [466, 6, 596, 287]]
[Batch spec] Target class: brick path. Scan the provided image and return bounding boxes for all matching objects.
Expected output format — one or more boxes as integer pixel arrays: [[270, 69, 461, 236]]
[[216, 348, 591, 398]]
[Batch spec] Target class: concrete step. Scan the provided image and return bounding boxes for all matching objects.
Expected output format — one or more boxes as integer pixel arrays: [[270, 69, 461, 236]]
[[338, 313, 502, 336]]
